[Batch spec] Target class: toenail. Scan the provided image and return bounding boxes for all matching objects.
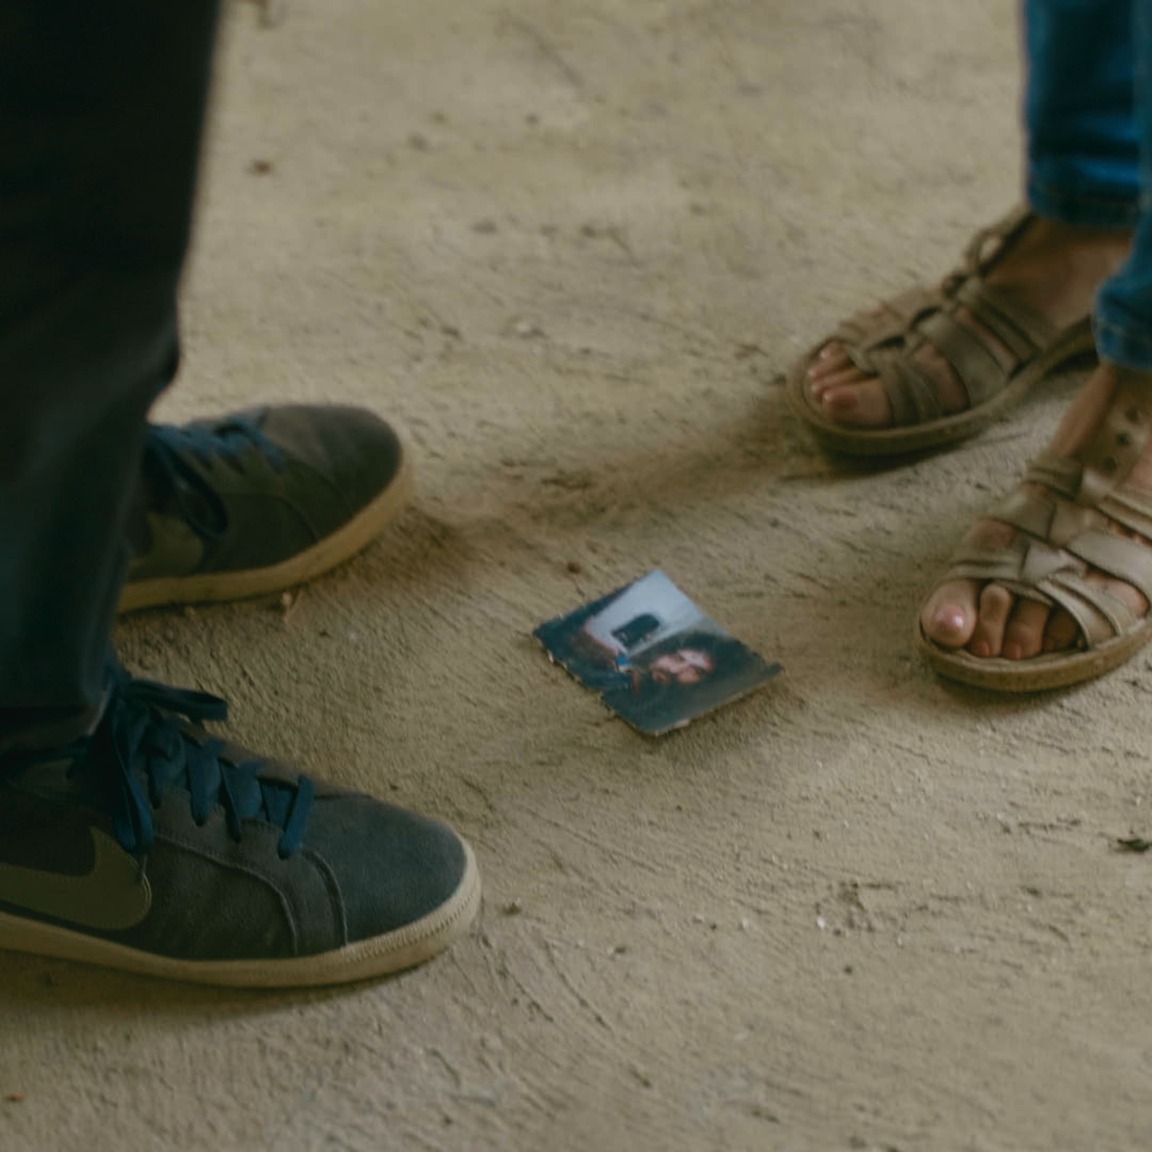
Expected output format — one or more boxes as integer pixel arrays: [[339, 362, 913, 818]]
[[970, 640, 990, 657], [933, 607, 967, 635], [1004, 643, 1023, 661]]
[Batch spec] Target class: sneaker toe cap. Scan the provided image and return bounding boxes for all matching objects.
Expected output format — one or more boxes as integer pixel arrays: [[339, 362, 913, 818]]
[[306, 795, 471, 944], [252, 404, 406, 517]]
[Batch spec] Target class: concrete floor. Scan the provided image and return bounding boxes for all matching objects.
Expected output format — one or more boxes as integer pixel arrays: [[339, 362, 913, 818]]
[[4, 2, 1151, 1149]]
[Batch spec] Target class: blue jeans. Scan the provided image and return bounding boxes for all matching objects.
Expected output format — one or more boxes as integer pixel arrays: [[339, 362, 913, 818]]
[[1026, 0, 1152, 368]]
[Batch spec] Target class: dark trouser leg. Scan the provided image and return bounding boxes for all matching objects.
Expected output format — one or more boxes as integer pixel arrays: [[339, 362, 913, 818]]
[[1024, 0, 1141, 228], [1095, 0, 1152, 368], [0, 1, 219, 753]]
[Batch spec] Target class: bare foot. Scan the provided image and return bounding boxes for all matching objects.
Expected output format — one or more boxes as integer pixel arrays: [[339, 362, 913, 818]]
[[920, 362, 1152, 660], [808, 216, 1132, 429]]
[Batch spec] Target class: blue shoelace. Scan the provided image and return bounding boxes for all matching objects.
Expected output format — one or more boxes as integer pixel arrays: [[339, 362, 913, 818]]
[[85, 668, 314, 860], [143, 417, 286, 540]]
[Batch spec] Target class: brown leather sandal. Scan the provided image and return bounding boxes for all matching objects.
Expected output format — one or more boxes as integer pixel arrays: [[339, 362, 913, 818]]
[[787, 207, 1096, 457], [917, 373, 1152, 691]]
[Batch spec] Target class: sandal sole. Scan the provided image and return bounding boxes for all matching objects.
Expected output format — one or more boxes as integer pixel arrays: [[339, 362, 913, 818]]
[[915, 619, 1152, 693]]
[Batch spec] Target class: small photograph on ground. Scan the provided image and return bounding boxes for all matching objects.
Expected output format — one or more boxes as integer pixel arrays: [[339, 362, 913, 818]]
[[534, 569, 781, 736]]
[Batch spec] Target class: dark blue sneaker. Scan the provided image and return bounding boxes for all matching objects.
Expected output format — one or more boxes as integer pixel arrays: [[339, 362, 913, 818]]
[[0, 670, 480, 987], [121, 404, 412, 612]]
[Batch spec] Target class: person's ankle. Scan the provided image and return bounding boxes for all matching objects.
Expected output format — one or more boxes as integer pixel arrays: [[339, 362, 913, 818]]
[[1025, 216, 1133, 250]]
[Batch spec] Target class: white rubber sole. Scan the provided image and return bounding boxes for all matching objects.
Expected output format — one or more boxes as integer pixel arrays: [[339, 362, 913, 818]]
[[118, 449, 414, 613], [0, 839, 481, 988]]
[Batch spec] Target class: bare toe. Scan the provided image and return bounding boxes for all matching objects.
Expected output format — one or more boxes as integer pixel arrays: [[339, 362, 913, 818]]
[[808, 343, 852, 381], [1043, 609, 1081, 653], [810, 364, 870, 400], [967, 583, 1014, 658], [1002, 599, 1050, 661], [921, 579, 980, 649], [820, 378, 895, 427]]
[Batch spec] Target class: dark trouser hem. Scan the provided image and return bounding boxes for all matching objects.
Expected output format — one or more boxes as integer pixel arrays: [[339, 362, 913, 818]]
[[1027, 175, 1141, 230]]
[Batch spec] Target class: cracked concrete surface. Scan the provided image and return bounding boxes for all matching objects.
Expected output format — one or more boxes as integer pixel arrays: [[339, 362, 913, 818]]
[[3, 2, 1151, 1150]]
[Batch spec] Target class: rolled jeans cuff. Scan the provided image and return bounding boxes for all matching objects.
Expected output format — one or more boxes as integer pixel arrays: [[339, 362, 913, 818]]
[[1028, 174, 1141, 230], [1093, 312, 1152, 372]]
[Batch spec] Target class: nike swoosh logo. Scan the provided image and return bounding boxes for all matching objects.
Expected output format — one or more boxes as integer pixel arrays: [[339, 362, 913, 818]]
[[0, 829, 152, 931]]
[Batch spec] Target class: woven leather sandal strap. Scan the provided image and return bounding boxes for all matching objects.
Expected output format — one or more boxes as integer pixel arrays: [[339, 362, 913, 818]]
[[831, 287, 939, 355], [924, 366, 1152, 656], [988, 477, 1152, 599], [1042, 572, 1138, 645], [1025, 453, 1082, 497], [875, 355, 946, 425], [991, 484, 1097, 548], [1099, 483, 1152, 539], [847, 220, 1051, 419], [944, 529, 1080, 603], [952, 282, 1038, 362], [1024, 454, 1152, 539], [1066, 529, 1152, 603], [914, 309, 1009, 408], [942, 535, 1136, 649], [947, 540, 1034, 586], [953, 278, 1057, 356], [832, 208, 1034, 361], [959, 206, 1034, 274]]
